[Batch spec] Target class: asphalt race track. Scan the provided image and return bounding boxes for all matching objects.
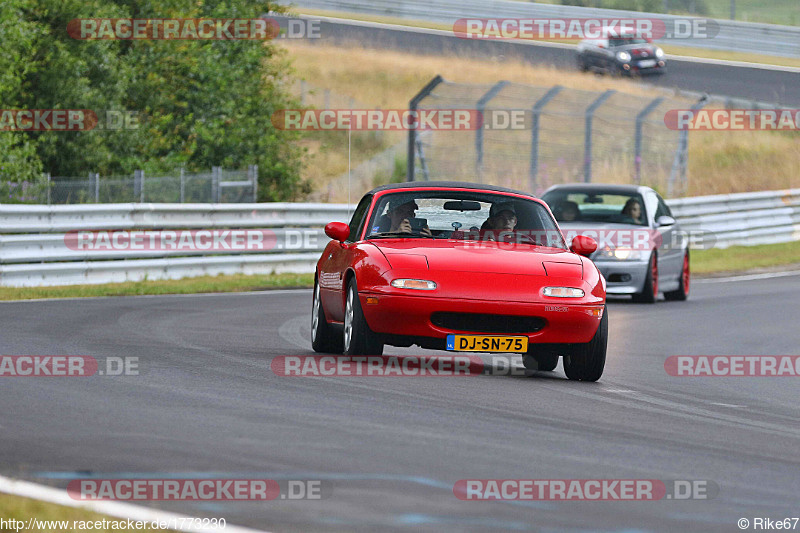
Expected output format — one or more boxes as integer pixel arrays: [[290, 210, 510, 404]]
[[288, 17, 800, 107], [3, 273, 800, 532]]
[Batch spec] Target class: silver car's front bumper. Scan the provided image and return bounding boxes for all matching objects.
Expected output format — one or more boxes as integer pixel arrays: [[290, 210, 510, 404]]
[[594, 259, 649, 295]]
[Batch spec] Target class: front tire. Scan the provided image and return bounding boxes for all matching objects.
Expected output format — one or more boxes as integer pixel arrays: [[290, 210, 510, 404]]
[[563, 306, 608, 382], [632, 252, 658, 303], [664, 251, 690, 301], [343, 278, 384, 356], [312, 281, 343, 353]]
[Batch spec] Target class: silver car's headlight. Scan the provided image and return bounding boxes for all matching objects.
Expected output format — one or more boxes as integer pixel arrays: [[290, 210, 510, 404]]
[[617, 51, 631, 62], [655, 47, 665, 58], [596, 247, 644, 261]]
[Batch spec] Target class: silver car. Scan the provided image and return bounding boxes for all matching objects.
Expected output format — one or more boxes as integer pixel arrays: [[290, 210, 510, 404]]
[[541, 184, 689, 303]]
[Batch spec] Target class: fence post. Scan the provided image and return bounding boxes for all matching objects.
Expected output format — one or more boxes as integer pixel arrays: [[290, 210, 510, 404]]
[[583, 90, 616, 183], [93, 172, 100, 203], [212, 166, 221, 203], [250, 164, 259, 202], [134, 170, 144, 202], [407, 75, 444, 181], [475, 80, 510, 178], [529, 85, 563, 192], [180, 167, 185, 203], [45, 172, 51, 205], [634, 97, 664, 185], [415, 133, 430, 181], [668, 94, 707, 197]]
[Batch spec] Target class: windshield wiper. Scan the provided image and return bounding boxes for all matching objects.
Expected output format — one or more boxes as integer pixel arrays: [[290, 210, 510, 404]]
[[367, 231, 434, 239]]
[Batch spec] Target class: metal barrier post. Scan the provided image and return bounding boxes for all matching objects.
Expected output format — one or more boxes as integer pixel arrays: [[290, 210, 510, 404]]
[[94, 172, 100, 203], [529, 85, 563, 192], [250, 164, 259, 202], [45, 172, 51, 205], [212, 166, 221, 203], [475, 80, 510, 178], [634, 97, 664, 184], [134, 170, 144, 202], [584, 90, 616, 183], [407, 75, 443, 181], [668, 94, 707, 196], [180, 167, 185, 203]]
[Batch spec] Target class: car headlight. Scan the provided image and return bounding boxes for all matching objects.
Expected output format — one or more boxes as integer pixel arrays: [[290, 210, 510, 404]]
[[616, 51, 631, 62], [543, 287, 585, 298], [391, 279, 437, 290], [596, 246, 643, 261], [655, 47, 664, 58]]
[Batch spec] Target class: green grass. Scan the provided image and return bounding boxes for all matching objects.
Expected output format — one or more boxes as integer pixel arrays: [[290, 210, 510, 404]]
[[513, 0, 800, 26], [703, 0, 799, 25], [0, 272, 314, 301], [0, 493, 161, 533], [691, 240, 800, 274]]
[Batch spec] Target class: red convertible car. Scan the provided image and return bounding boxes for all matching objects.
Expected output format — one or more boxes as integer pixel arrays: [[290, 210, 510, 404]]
[[312, 182, 608, 381]]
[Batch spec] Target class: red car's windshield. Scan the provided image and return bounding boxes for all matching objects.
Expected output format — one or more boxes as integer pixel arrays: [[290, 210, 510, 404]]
[[365, 190, 567, 249]]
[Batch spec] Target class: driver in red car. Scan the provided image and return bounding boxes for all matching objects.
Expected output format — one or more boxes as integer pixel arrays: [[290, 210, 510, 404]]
[[378, 197, 433, 236]]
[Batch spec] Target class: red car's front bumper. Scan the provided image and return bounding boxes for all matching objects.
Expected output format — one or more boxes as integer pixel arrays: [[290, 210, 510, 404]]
[[359, 292, 604, 346]]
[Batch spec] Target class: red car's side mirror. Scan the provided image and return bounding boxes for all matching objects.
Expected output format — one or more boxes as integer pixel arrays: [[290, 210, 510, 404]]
[[571, 235, 597, 257], [325, 222, 350, 243]]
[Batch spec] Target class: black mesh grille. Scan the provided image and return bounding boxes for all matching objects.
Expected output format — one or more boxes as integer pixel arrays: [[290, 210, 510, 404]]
[[430, 312, 545, 334]]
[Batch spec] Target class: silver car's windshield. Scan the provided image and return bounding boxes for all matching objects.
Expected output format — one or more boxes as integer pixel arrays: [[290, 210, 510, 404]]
[[542, 190, 648, 226]]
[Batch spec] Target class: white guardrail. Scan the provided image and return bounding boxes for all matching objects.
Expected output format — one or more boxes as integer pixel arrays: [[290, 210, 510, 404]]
[[1, 189, 799, 287], [289, 0, 800, 58]]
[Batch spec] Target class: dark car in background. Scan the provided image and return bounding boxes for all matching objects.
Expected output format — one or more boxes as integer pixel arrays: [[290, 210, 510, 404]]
[[577, 36, 666, 76]]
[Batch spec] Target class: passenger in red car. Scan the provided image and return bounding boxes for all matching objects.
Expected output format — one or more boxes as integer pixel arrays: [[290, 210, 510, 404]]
[[480, 202, 517, 240]]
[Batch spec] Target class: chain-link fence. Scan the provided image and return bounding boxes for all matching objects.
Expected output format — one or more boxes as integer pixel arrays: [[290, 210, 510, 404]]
[[1, 166, 258, 204], [287, 78, 406, 202], [409, 76, 703, 197]]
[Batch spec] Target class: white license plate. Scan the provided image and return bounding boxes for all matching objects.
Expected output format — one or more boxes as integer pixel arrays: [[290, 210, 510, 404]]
[[639, 59, 657, 68]]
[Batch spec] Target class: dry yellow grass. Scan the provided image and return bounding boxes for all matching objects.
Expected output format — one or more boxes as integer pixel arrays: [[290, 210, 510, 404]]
[[688, 130, 800, 195], [282, 41, 657, 108], [282, 42, 800, 199]]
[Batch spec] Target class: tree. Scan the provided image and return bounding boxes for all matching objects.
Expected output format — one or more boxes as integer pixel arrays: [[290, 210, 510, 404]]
[[1, 0, 308, 201]]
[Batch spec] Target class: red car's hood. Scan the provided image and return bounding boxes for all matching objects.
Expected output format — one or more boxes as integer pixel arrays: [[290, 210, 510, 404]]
[[370, 240, 579, 275]]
